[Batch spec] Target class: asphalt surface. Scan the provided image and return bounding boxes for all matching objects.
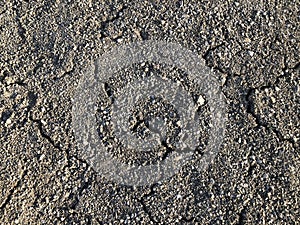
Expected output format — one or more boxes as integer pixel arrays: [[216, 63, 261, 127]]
[[0, 0, 299, 224]]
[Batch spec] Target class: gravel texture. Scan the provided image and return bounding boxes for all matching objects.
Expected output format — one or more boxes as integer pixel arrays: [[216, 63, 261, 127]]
[[0, 0, 299, 224]]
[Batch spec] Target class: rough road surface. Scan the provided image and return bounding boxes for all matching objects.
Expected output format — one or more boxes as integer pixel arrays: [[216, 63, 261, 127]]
[[0, 0, 299, 224]]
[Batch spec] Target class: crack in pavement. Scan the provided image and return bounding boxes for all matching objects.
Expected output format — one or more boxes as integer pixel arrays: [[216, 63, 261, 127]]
[[136, 183, 158, 224], [1, 79, 27, 87], [69, 172, 93, 211], [236, 207, 247, 225], [246, 88, 297, 149], [180, 215, 195, 223], [12, 0, 26, 44], [53, 63, 75, 81], [202, 45, 298, 150], [245, 65, 298, 150], [201, 42, 241, 89], [0, 69, 28, 87], [27, 100, 162, 222], [27, 115, 96, 215], [28, 115, 94, 172], [99, 4, 127, 41], [29, 115, 61, 150], [0, 169, 28, 212], [202, 42, 226, 60]]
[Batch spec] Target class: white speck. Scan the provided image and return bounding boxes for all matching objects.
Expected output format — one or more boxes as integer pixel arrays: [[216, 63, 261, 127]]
[[174, 155, 183, 161], [244, 38, 251, 43], [197, 95, 205, 105], [4, 91, 11, 98], [271, 97, 276, 103], [176, 194, 182, 199], [5, 118, 12, 126], [248, 51, 254, 56]]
